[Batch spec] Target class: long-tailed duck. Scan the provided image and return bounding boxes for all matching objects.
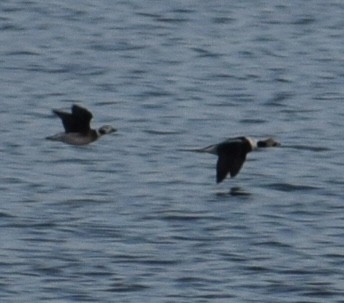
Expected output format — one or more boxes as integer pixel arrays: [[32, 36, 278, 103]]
[[46, 104, 116, 145], [195, 136, 280, 183]]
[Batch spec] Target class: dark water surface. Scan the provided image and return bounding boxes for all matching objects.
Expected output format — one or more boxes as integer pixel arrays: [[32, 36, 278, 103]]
[[1, 1, 344, 302]]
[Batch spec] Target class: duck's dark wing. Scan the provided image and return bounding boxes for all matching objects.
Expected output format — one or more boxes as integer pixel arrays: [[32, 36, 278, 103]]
[[53, 109, 78, 133], [216, 141, 249, 183], [216, 153, 247, 183], [71, 105, 93, 133], [53, 105, 92, 133]]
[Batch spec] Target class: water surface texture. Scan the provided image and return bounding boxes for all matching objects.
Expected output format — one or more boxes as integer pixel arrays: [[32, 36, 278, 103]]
[[1, 1, 344, 302]]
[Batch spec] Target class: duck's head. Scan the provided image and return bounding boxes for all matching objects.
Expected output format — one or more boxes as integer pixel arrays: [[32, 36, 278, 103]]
[[98, 125, 116, 136], [257, 138, 280, 148]]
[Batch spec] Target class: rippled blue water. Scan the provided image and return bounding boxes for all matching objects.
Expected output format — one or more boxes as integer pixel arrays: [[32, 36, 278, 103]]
[[1, 1, 344, 302]]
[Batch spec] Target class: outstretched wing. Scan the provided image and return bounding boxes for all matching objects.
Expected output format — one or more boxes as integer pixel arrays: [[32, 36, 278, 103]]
[[53, 105, 93, 133], [216, 141, 248, 183], [71, 105, 93, 133], [216, 153, 246, 183], [53, 109, 78, 133]]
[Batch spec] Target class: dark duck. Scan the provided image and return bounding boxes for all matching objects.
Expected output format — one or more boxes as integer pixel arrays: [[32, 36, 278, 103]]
[[195, 136, 280, 183], [46, 104, 116, 145]]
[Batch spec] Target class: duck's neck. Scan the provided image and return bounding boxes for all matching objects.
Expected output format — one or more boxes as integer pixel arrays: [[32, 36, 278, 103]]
[[246, 137, 257, 150], [91, 129, 101, 139]]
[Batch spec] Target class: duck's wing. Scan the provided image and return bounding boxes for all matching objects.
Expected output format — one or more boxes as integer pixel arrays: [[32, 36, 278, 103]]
[[53, 109, 78, 133], [71, 105, 93, 133], [53, 105, 93, 133], [216, 142, 248, 183], [216, 153, 246, 183]]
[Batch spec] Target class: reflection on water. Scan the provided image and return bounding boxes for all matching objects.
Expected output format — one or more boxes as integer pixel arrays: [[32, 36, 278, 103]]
[[215, 187, 251, 197]]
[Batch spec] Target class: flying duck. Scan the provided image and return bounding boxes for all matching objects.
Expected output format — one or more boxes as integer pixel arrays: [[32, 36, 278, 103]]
[[46, 104, 116, 145], [195, 136, 280, 183]]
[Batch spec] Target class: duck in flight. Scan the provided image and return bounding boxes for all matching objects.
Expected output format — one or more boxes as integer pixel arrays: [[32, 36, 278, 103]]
[[194, 136, 280, 183], [46, 104, 116, 145]]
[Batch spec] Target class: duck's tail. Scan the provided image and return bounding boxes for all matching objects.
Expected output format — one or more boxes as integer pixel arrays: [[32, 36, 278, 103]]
[[178, 144, 217, 154]]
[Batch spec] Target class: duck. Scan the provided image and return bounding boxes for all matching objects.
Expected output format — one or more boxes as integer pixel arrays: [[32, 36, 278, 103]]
[[46, 104, 116, 145], [194, 136, 280, 183]]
